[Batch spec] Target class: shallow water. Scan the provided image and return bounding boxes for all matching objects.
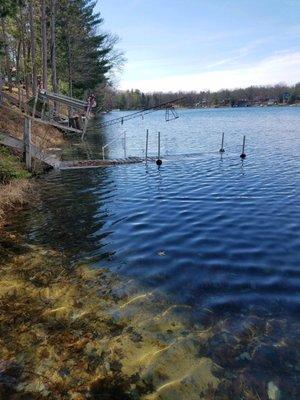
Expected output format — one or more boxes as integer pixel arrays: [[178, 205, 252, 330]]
[[7, 107, 300, 398]]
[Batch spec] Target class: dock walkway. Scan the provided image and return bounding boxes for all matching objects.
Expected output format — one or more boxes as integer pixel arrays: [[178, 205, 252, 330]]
[[60, 157, 156, 170], [0, 133, 61, 169], [0, 133, 155, 170]]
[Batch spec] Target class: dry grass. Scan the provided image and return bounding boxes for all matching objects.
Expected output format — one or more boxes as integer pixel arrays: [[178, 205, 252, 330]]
[[0, 103, 64, 149], [0, 96, 63, 229], [0, 180, 33, 228]]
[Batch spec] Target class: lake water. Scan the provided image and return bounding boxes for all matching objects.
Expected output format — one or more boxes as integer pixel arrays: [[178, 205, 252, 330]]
[[9, 107, 300, 398]]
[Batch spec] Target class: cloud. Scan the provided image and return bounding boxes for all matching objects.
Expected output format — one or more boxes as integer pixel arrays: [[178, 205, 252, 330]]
[[120, 51, 300, 92]]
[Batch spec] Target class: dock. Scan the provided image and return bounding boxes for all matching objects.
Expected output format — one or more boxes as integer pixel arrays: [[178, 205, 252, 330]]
[[60, 157, 157, 170], [0, 133, 156, 170], [0, 133, 61, 169]]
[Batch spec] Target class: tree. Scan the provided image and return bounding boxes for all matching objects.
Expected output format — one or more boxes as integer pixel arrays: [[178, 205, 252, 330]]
[[0, 17, 12, 90], [50, 0, 57, 93], [28, 0, 37, 95], [40, 0, 47, 90], [0, 0, 23, 89], [0, 0, 23, 18], [55, 0, 122, 97], [1, 0, 123, 103]]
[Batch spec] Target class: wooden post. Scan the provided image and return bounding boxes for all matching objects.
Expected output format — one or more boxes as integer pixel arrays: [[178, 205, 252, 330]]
[[32, 90, 39, 118], [18, 84, 21, 111], [41, 99, 46, 120], [81, 115, 89, 140], [24, 117, 32, 170], [20, 87, 24, 112]]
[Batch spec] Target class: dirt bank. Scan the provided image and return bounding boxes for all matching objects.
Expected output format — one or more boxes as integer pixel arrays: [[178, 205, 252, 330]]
[[0, 146, 33, 229], [0, 102, 65, 150], [0, 96, 67, 228]]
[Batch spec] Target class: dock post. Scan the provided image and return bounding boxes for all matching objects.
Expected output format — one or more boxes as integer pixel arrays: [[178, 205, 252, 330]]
[[81, 116, 88, 140], [156, 131, 162, 166], [240, 135, 246, 159], [123, 131, 127, 158], [20, 89, 24, 113], [24, 117, 32, 170], [219, 132, 225, 153], [18, 85, 22, 112], [145, 129, 149, 163], [32, 90, 39, 118]]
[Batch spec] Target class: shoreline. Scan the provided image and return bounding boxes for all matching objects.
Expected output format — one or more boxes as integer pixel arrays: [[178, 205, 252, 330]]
[[0, 145, 33, 229], [115, 103, 300, 112]]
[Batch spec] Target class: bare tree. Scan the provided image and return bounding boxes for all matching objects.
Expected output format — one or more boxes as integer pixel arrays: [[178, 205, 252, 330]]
[[41, 0, 48, 90], [29, 0, 37, 95], [0, 17, 12, 91], [50, 0, 57, 93]]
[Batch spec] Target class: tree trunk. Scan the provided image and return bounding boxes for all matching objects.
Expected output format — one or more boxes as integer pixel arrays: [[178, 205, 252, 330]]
[[19, 5, 29, 98], [1, 18, 13, 92], [41, 0, 48, 90], [67, 31, 73, 97], [16, 39, 21, 82], [50, 0, 58, 93], [29, 0, 37, 95]]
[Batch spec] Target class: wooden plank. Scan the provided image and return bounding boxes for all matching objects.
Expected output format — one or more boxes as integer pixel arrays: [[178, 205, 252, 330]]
[[0, 134, 23, 151], [60, 156, 148, 170], [32, 117, 83, 134], [39, 91, 87, 110], [0, 133, 60, 169]]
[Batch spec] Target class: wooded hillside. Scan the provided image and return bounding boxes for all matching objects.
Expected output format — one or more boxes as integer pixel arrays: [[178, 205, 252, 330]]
[[103, 83, 300, 111], [0, 0, 124, 100]]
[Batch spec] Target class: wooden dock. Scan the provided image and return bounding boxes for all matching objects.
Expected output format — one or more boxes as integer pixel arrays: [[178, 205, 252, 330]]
[[60, 157, 157, 170], [0, 133, 156, 170], [0, 133, 61, 169]]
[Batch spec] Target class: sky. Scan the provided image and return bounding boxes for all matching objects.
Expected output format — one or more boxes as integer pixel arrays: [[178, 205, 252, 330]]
[[97, 0, 300, 92]]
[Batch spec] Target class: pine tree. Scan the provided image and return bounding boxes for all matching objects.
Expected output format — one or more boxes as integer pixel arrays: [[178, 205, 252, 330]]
[[1, 0, 123, 102]]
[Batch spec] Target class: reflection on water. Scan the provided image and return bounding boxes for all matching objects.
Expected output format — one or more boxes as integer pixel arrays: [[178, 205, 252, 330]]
[[7, 107, 300, 398]]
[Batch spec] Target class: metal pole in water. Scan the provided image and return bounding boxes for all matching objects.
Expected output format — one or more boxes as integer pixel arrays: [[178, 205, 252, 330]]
[[102, 145, 105, 160], [240, 135, 246, 159], [219, 132, 225, 153], [156, 131, 162, 165], [123, 131, 127, 158], [145, 129, 149, 163]]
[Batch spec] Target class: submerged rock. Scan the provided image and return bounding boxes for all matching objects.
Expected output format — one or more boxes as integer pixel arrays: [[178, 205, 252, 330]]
[[0, 245, 223, 399], [268, 381, 281, 400]]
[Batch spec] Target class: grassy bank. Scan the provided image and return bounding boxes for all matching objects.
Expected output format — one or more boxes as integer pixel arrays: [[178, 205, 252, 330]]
[[0, 145, 32, 228], [0, 103, 64, 149], [0, 96, 66, 227]]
